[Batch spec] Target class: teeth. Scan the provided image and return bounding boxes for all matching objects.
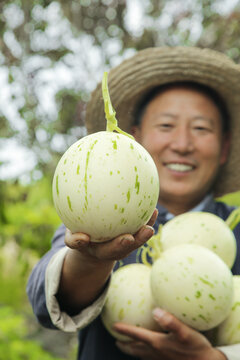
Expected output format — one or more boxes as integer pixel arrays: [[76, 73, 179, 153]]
[[166, 163, 193, 172]]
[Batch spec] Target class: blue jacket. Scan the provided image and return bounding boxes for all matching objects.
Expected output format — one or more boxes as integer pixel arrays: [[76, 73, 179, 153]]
[[27, 198, 240, 360]]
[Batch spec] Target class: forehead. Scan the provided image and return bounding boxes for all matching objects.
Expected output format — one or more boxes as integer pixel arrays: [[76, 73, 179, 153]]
[[144, 86, 222, 115], [134, 81, 230, 133], [147, 84, 217, 104]]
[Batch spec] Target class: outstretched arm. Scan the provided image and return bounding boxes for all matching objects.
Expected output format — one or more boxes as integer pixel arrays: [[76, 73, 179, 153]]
[[56, 209, 158, 315], [27, 210, 157, 330]]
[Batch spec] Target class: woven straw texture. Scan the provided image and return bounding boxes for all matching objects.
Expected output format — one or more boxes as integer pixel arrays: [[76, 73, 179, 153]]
[[85, 47, 240, 197]]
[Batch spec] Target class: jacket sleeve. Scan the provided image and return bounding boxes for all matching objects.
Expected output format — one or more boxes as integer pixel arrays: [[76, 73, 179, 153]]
[[26, 224, 110, 331], [26, 224, 66, 329], [218, 344, 240, 360]]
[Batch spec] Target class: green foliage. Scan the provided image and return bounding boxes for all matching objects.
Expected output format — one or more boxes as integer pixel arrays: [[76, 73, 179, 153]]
[[1, 1, 240, 357], [0, 177, 60, 307], [0, 240, 37, 308], [217, 191, 240, 207], [0, 177, 78, 358], [0, 306, 64, 360], [0, 177, 61, 256], [55, 89, 86, 133], [1, 0, 240, 176]]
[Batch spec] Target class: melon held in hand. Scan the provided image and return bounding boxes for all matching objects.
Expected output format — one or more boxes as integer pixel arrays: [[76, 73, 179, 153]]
[[150, 243, 233, 331], [101, 263, 158, 341], [52, 73, 159, 242]]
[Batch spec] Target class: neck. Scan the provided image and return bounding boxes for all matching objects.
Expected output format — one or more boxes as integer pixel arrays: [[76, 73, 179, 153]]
[[158, 194, 207, 216]]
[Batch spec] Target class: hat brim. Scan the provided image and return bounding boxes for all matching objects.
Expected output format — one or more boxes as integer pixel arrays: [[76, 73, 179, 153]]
[[85, 46, 240, 197]]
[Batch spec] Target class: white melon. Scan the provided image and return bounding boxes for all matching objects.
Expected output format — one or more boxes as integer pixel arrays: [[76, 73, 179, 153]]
[[160, 212, 236, 268], [216, 275, 240, 345], [52, 131, 159, 242], [150, 244, 233, 331], [101, 263, 158, 341]]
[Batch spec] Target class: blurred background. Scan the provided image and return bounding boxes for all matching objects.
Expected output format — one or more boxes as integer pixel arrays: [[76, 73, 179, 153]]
[[1, 0, 240, 358]]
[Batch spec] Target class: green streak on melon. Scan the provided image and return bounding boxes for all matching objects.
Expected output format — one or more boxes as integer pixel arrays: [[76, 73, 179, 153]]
[[141, 210, 148, 220], [127, 190, 131, 203], [118, 308, 124, 320], [84, 140, 98, 210], [209, 294, 216, 301], [56, 175, 59, 196], [67, 196, 73, 212], [199, 277, 214, 288], [135, 175, 140, 194]]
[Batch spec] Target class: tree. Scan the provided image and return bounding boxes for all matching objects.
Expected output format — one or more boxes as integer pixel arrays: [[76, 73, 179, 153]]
[[1, 2, 240, 357], [0, 0, 240, 180]]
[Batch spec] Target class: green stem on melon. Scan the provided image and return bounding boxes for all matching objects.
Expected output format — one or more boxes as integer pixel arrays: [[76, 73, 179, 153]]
[[102, 72, 134, 139], [225, 207, 240, 231], [139, 225, 163, 266]]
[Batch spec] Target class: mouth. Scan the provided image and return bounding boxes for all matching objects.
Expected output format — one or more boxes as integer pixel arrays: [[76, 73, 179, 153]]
[[165, 163, 195, 172]]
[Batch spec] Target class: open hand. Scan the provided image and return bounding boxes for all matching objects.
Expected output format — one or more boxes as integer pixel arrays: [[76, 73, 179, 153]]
[[113, 308, 227, 360], [64, 208, 158, 262]]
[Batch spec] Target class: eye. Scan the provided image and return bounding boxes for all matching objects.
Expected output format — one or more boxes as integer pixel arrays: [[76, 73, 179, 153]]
[[161, 124, 172, 128], [194, 126, 208, 131], [193, 121, 212, 132], [156, 122, 174, 131], [192, 118, 213, 132]]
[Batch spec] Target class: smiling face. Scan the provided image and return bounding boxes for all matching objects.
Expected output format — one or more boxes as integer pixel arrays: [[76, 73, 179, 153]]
[[132, 86, 230, 214]]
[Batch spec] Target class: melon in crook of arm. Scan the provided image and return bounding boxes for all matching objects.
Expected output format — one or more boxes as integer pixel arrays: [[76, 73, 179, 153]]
[[150, 244, 233, 331], [101, 264, 158, 341], [52, 73, 159, 241], [160, 211, 237, 268]]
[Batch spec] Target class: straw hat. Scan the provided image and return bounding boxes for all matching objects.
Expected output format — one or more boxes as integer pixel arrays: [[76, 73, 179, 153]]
[[85, 46, 240, 197]]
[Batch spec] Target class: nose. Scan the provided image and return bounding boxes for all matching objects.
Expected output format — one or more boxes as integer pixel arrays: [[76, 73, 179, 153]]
[[170, 126, 194, 154]]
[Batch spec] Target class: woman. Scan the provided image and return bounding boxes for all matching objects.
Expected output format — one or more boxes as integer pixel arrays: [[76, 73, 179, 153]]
[[27, 47, 240, 360]]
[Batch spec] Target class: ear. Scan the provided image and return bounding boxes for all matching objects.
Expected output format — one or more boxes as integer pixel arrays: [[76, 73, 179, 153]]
[[220, 133, 231, 165], [131, 126, 141, 141]]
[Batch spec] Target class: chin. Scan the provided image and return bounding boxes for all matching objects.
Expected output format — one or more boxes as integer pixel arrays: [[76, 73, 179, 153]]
[[162, 188, 200, 202]]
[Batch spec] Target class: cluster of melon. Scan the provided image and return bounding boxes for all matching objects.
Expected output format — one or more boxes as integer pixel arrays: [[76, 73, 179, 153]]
[[101, 211, 240, 346]]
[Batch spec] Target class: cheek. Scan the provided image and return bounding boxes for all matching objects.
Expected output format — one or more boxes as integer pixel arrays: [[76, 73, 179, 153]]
[[140, 131, 167, 155], [197, 139, 223, 165]]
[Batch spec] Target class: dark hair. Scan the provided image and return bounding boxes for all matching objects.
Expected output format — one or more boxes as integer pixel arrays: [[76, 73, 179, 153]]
[[133, 81, 230, 133]]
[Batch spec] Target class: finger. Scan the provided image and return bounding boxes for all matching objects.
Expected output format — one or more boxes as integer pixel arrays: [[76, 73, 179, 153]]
[[90, 225, 154, 260], [133, 224, 155, 247], [152, 308, 191, 343], [64, 228, 91, 249], [147, 208, 158, 227], [113, 322, 161, 345]]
